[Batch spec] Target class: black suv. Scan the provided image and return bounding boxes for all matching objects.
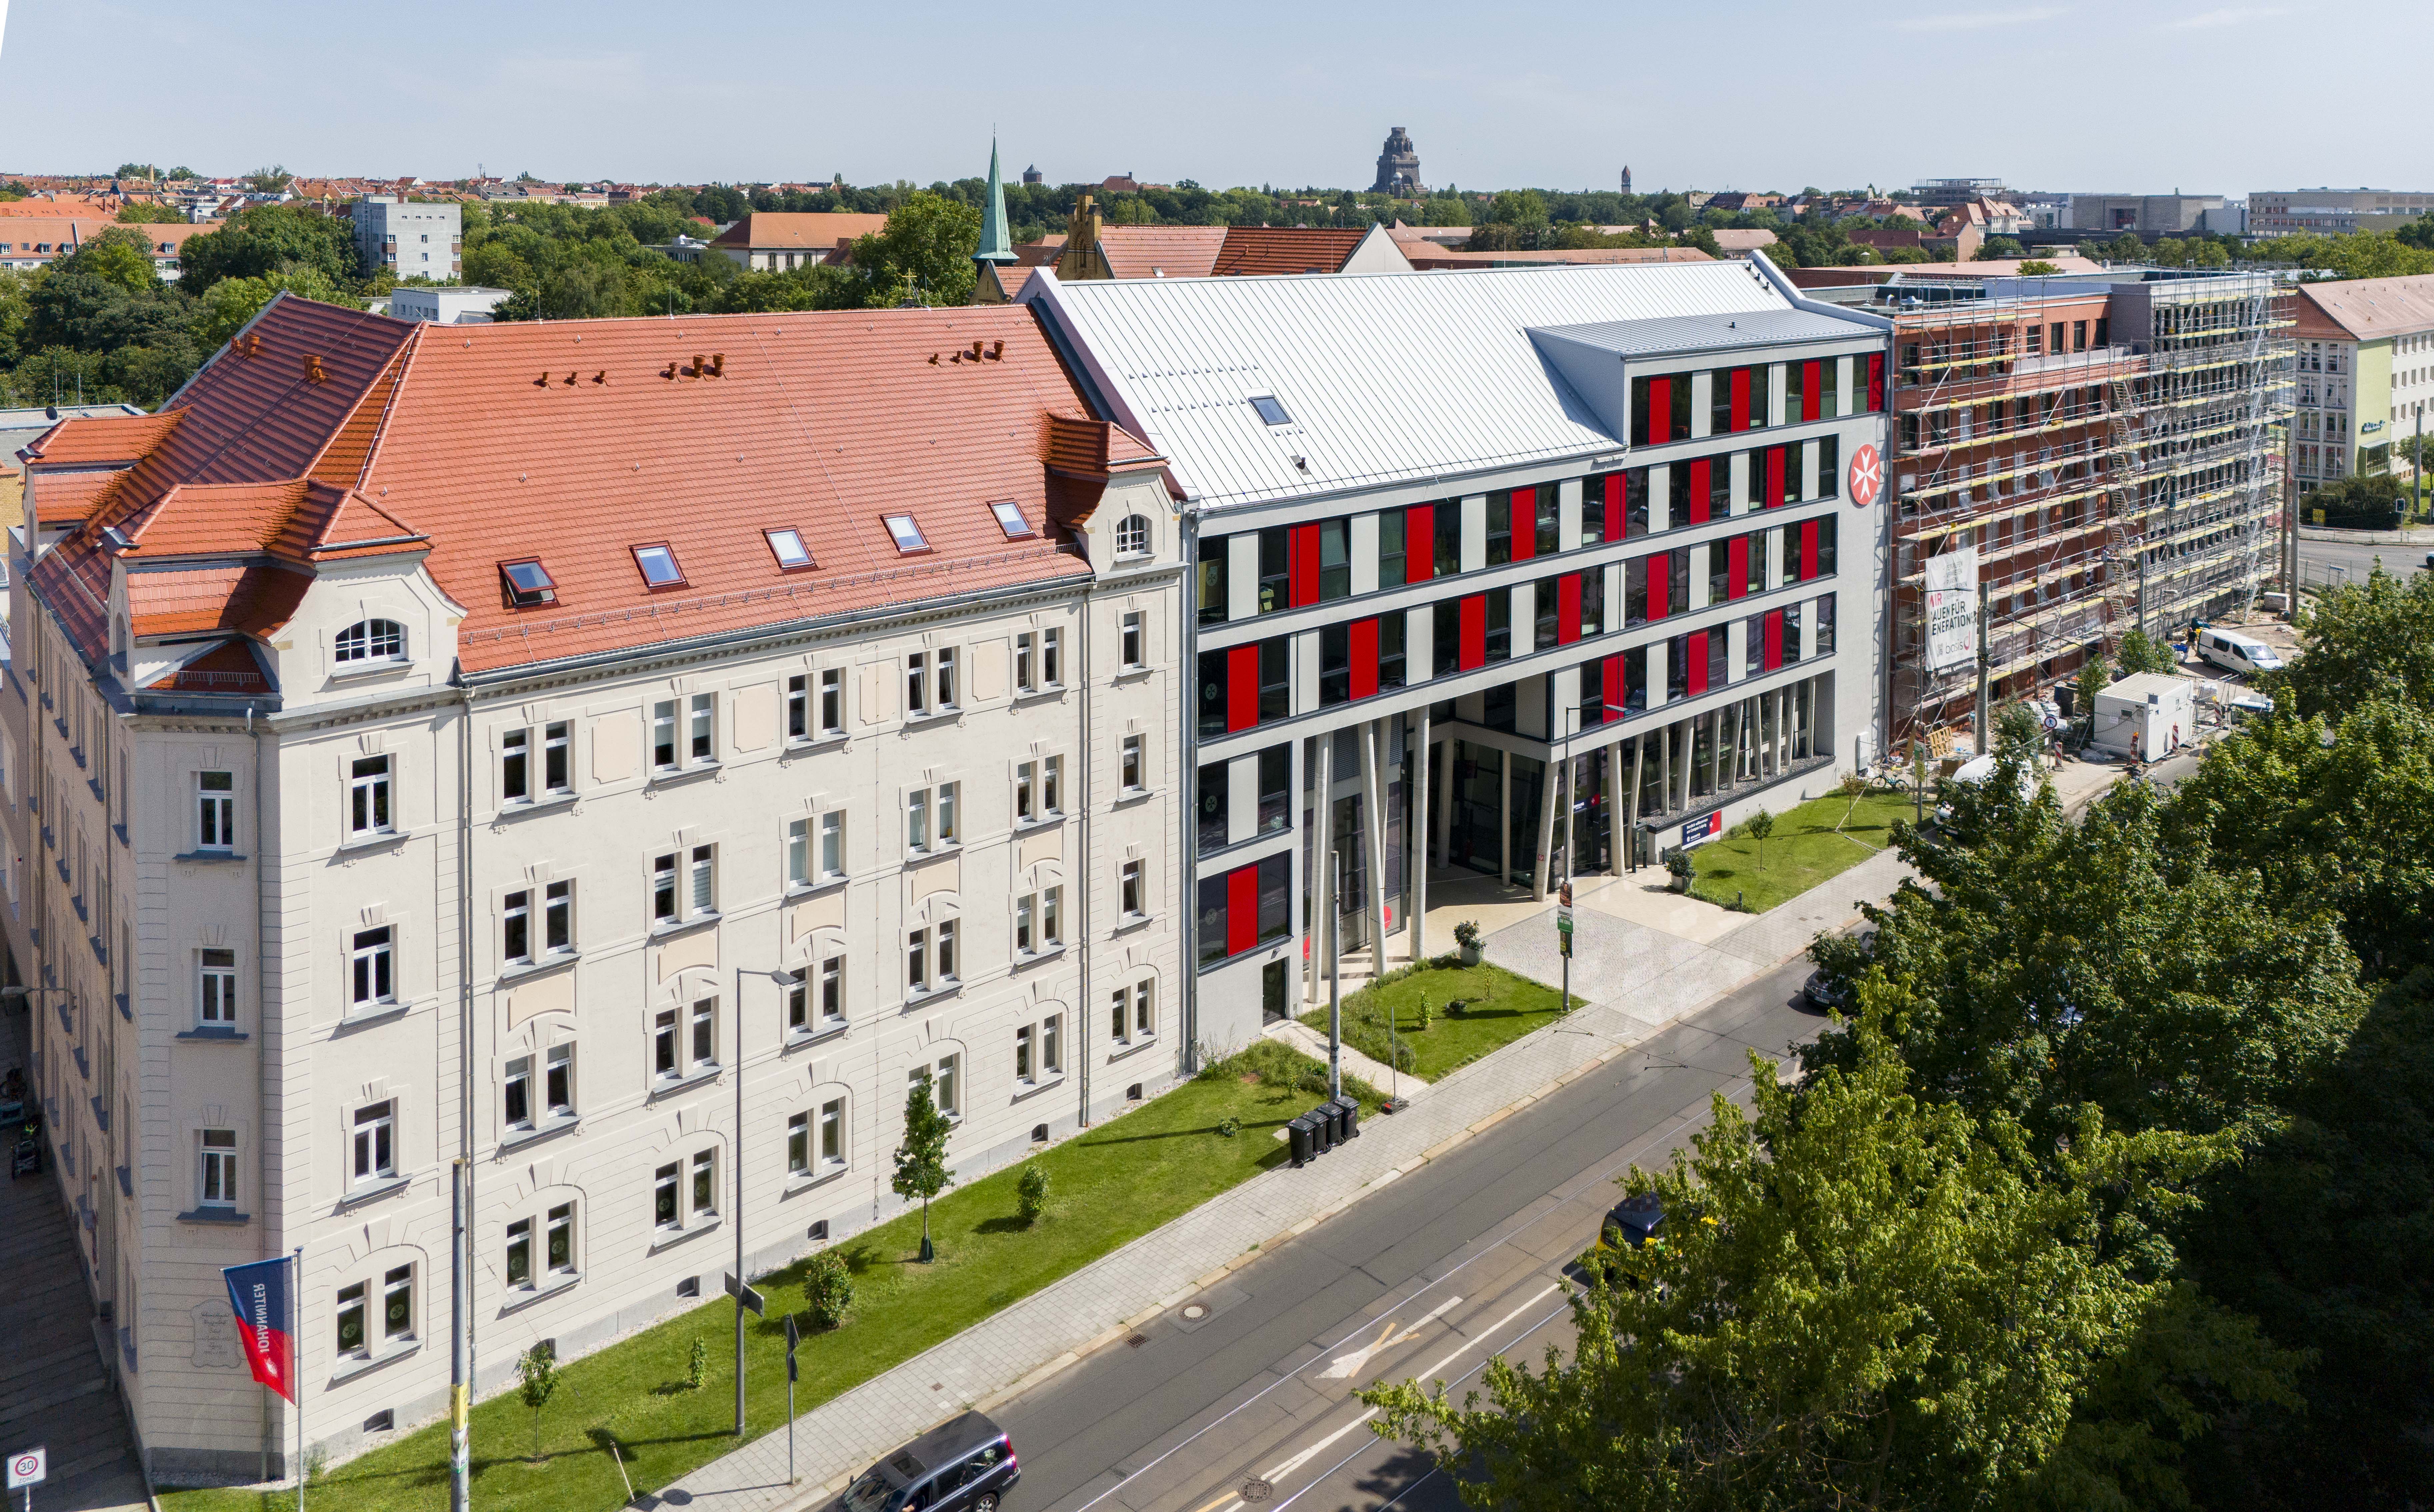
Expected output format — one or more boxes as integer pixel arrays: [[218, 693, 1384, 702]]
[[840, 1411, 1020, 1512]]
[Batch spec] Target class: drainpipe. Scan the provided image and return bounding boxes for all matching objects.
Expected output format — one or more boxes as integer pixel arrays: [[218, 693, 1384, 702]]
[[1074, 590, 1092, 1125], [247, 702, 271, 1482], [1177, 508, 1199, 1069], [450, 686, 474, 1510]]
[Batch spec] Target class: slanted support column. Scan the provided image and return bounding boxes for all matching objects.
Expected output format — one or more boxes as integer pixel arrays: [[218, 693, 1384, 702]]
[[1410, 708, 1431, 959], [1497, 748, 1512, 888], [1606, 735, 1627, 874], [1531, 748, 1558, 902], [1361, 719, 1390, 974], [1308, 734, 1331, 1007]]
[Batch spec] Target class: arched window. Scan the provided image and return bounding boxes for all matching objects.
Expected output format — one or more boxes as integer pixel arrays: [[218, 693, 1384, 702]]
[[1115, 514, 1151, 558], [335, 619, 405, 665]]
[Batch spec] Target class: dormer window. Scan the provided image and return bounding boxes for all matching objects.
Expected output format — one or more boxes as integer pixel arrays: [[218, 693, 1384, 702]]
[[1249, 395, 1292, 426], [765, 528, 813, 571], [335, 619, 405, 664], [988, 501, 1033, 539], [632, 543, 685, 589], [1115, 513, 1151, 558], [883, 515, 929, 554], [499, 560, 556, 607]]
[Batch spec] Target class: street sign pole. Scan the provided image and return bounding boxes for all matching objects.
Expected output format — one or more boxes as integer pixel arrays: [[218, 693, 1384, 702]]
[[7, 1444, 47, 1512]]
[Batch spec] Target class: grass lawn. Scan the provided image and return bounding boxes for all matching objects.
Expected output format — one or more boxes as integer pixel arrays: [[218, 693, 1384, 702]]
[[1299, 961, 1578, 1084], [165, 1045, 1361, 1512], [1689, 787, 1916, 914]]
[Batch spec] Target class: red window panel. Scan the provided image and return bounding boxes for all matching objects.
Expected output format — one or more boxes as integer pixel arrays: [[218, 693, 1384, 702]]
[[1765, 446, 1787, 508], [1350, 618, 1380, 699], [1688, 457, 1711, 524], [1226, 644, 1260, 732], [1406, 503, 1435, 582], [1289, 523, 1320, 607], [1459, 593, 1486, 670], [1686, 630, 1709, 697], [1729, 367, 1751, 432], [1601, 653, 1625, 722], [1727, 535, 1750, 600], [1801, 519, 1820, 581], [1648, 377, 1672, 442], [1603, 474, 1626, 542], [1225, 865, 1259, 955], [1802, 361, 1822, 422], [1866, 352, 1885, 413], [1510, 490, 1536, 561], [1764, 611, 1784, 671], [1556, 575, 1583, 645], [1647, 554, 1670, 621]]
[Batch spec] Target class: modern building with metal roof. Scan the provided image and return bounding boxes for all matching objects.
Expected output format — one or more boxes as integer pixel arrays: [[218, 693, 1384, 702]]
[[1029, 258, 1895, 1051]]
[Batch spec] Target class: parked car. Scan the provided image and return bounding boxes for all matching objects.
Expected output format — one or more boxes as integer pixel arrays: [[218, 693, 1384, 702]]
[[1573, 1193, 1668, 1287], [1802, 970, 1852, 1013], [2195, 627, 2284, 677], [839, 1413, 1019, 1512]]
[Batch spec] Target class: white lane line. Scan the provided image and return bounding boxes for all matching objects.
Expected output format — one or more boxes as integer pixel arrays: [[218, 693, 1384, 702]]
[[1261, 1409, 1379, 1481], [1317, 1294, 1464, 1381], [1413, 1283, 1559, 1384]]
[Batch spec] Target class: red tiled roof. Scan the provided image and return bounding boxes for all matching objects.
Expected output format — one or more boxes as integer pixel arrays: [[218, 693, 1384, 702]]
[[706, 213, 891, 251], [19, 410, 181, 465], [1210, 226, 1369, 276], [986, 263, 1048, 301], [34, 293, 1138, 681], [1042, 411, 1164, 476], [1401, 247, 1714, 269], [26, 469, 121, 527], [1093, 226, 1227, 279], [145, 638, 273, 694], [126, 564, 312, 638]]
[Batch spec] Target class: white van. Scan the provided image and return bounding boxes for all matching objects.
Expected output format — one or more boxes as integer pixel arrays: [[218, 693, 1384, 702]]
[[2196, 627, 2283, 677], [1935, 753, 2040, 822]]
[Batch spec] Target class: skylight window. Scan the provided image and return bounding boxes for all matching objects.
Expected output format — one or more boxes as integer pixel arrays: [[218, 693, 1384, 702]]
[[988, 501, 1033, 539], [1249, 395, 1292, 426], [500, 559, 557, 607], [883, 514, 930, 554], [632, 544, 685, 588], [765, 528, 813, 571]]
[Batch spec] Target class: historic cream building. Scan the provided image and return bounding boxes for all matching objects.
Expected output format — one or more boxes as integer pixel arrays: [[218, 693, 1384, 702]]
[[4, 294, 1182, 1482]]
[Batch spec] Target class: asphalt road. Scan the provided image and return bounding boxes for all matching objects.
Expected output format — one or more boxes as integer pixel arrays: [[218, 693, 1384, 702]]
[[989, 956, 1830, 1512], [2300, 536, 2430, 584]]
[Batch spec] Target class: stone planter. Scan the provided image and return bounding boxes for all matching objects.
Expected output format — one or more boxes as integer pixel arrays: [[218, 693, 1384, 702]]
[[1459, 942, 1483, 966]]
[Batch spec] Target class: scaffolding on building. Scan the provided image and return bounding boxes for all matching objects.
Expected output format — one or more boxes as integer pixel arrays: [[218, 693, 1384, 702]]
[[1883, 271, 2293, 748]]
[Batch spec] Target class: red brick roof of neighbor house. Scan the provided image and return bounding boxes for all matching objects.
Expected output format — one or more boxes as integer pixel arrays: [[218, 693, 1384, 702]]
[[1092, 226, 1228, 279], [27, 295, 1155, 679], [1209, 226, 1371, 276]]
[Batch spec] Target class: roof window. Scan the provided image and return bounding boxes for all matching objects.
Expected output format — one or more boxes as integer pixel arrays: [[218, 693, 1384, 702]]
[[632, 543, 685, 589], [988, 501, 1033, 539], [883, 515, 930, 554], [765, 528, 813, 571], [499, 559, 556, 607], [1249, 395, 1292, 426]]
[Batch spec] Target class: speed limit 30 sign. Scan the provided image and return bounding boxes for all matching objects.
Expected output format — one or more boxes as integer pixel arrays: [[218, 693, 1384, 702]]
[[5, 1445, 45, 1490]]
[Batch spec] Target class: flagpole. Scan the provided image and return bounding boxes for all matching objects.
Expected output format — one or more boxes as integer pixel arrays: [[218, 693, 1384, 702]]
[[292, 1245, 305, 1512]]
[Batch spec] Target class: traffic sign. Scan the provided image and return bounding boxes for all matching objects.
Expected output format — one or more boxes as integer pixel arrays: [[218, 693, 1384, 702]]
[[723, 1273, 766, 1318], [1848, 442, 1882, 508], [6, 1447, 44, 1490], [784, 1314, 800, 1384]]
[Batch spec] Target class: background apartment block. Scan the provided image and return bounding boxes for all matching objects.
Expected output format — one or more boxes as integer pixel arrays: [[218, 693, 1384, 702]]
[[2289, 274, 2434, 491], [2068, 194, 2227, 235], [1846, 269, 2291, 738], [349, 196, 462, 280], [4, 295, 1181, 1483], [2250, 188, 2434, 236], [1029, 258, 1891, 1045]]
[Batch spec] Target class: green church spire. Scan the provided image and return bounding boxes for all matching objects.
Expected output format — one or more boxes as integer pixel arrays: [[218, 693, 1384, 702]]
[[976, 137, 1014, 266]]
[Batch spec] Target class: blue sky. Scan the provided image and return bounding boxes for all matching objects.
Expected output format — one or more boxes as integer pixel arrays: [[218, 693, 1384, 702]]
[[0, 0, 2403, 195]]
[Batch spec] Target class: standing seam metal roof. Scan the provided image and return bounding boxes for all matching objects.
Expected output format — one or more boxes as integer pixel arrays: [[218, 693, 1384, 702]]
[[1033, 260, 1867, 509]]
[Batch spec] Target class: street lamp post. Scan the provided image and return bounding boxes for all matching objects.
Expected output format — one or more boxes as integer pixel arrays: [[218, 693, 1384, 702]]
[[734, 965, 796, 1438]]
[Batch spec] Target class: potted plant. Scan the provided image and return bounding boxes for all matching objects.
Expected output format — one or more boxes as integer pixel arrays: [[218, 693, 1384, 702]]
[[1663, 847, 1694, 894], [1453, 919, 1484, 966]]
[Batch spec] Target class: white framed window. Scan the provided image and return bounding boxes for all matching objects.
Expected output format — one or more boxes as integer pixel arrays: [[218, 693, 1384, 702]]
[[1121, 734, 1144, 793], [653, 852, 680, 924], [350, 926, 394, 1008], [820, 812, 844, 880], [545, 1044, 575, 1119], [691, 1148, 717, 1216], [906, 652, 929, 717], [654, 1161, 681, 1228], [1015, 893, 1035, 955], [934, 1054, 959, 1117], [1015, 632, 1038, 693], [337, 1282, 370, 1355], [542, 721, 571, 795], [690, 844, 716, 915], [197, 771, 235, 850], [1120, 610, 1145, 668], [935, 647, 958, 709], [502, 728, 530, 802], [820, 1096, 845, 1169], [1041, 888, 1061, 949], [907, 783, 958, 854], [198, 1128, 237, 1208], [786, 675, 810, 741], [1042, 1013, 1061, 1075], [820, 955, 845, 1030], [819, 668, 844, 736], [1115, 513, 1151, 557], [1111, 986, 1130, 1043], [1016, 1024, 1035, 1083], [546, 1202, 575, 1275], [690, 997, 719, 1068], [335, 618, 405, 665], [544, 881, 572, 954], [349, 755, 393, 837], [1042, 754, 1062, 815], [1134, 978, 1155, 1039], [1121, 859, 1145, 918], [505, 1218, 533, 1287], [1016, 760, 1037, 823], [352, 1100, 396, 1185], [1038, 630, 1060, 688], [504, 1055, 534, 1130], [907, 920, 959, 994], [689, 693, 715, 763], [788, 1111, 811, 1175], [504, 890, 534, 965], [384, 1264, 415, 1339], [787, 818, 811, 888], [653, 1009, 680, 1079], [198, 948, 237, 1026], [652, 701, 679, 770]]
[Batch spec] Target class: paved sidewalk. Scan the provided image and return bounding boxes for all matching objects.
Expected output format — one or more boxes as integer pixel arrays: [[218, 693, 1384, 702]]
[[651, 851, 1907, 1512]]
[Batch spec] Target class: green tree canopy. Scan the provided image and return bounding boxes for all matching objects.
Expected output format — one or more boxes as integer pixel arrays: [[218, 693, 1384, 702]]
[[2273, 567, 2434, 719], [115, 201, 186, 224], [846, 191, 980, 309], [179, 204, 361, 294]]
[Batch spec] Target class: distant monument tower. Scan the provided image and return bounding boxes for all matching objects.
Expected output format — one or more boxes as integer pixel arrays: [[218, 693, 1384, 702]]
[[1372, 127, 1424, 197], [1620, 165, 1633, 195]]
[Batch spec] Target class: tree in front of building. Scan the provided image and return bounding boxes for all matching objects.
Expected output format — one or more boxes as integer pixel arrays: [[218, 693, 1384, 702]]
[[846, 190, 981, 310], [1743, 807, 1776, 869], [1979, 235, 2025, 259], [894, 1069, 955, 1262], [2114, 628, 2178, 678], [179, 203, 363, 294], [516, 1340, 559, 1462], [1363, 1011, 2268, 1512], [114, 201, 185, 224]]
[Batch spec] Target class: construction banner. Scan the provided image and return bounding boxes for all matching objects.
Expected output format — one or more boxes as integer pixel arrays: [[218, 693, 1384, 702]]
[[1924, 546, 1979, 674]]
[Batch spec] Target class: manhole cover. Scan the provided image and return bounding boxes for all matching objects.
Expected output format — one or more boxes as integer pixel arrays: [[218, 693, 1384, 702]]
[[1241, 1478, 1274, 1503], [1181, 1304, 1208, 1321], [1127, 1333, 1149, 1349]]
